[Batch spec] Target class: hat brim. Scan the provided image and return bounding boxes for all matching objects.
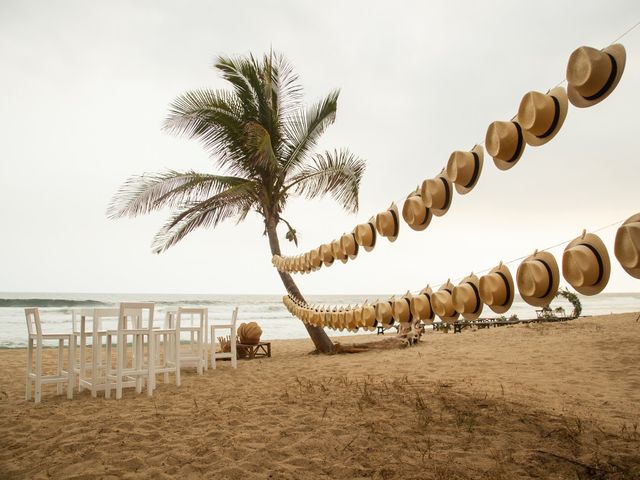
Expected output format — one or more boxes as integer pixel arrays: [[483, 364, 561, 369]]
[[492, 122, 526, 171], [392, 296, 413, 323], [402, 192, 432, 231], [615, 213, 640, 278], [453, 275, 483, 321], [452, 145, 485, 195], [431, 173, 454, 217], [522, 87, 569, 147], [357, 218, 377, 252], [482, 264, 515, 314], [517, 251, 560, 307], [568, 44, 626, 108], [376, 203, 400, 242], [432, 284, 460, 322], [563, 232, 611, 295]]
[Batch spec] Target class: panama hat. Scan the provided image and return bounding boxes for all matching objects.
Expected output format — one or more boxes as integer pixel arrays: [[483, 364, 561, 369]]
[[354, 217, 377, 252], [485, 120, 526, 170], [319, 243, 334, 267], [563, 231, 611, 295], [331, 238, 348, 264], [517, 87, 569, 146], [353, 305, 363, 328], [345, 307, 356, 330], [392, 293, 413, 324], [361, 301, 377, 328], [376, 203, 400, 242], [421, 170, 453, 217], [566, 44, 626, 108], [446, 145, 484, 195], [479, 262, 515, 314], [338, 307, 347, 331], [340, 232, 360, 260], [402, 189, 432, 231], [614, 213, 640, 279], [329, 307, 339, 329], [431, 281, 460, 322], [410, 286, 435, 322], [309, 248, 323, 270], [516, 251, 560, 307], [452, 274, 483, 321], [375, 299, 394, 327]]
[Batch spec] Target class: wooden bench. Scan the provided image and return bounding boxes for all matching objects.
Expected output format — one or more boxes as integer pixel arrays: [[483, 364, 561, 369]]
[[236, 342, 271, 359]]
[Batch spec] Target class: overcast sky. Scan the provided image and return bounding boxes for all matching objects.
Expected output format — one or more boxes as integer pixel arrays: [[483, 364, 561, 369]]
[[1, 0, 639, 295]]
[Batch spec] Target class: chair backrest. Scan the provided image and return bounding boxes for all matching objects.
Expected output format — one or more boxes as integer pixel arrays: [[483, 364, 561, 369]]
[[25, 308, 42, 337], [230, 306, 238, 327], [118, 302, 155, 332], [92, 308, 120, 334], [176, 307, 207, 332], [71, 308, 94, 334]]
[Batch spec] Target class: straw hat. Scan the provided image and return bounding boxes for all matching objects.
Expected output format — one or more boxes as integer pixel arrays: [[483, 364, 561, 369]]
[[614, 213, 640, 279], [517, 87, 569, 146], [353, 305, 363, 328], [431, 281, 460, 322], [479, 262, 515, 314], [331, 238, 348, 264], [340, 232, 359, 260], [361, 302, 377, 328], [566, 44, 626, 108], [376, 203, 400, 242], [452, 274, 483, 321], [345, 307, 356, 330], [337, 307, 347, 331], [516, 251, 560, 307], [392, 293, 413, 324], [485, 121, 525, 170], [354, 217, 377, 252], [421, 170, 453, 217], [563, 231, 611, 295], [309, 248, 323, 270], [375, 300, 394, 327], [446, 145, 484, 195], [329, 308, 339, 329], [402, 189, 432, 231], [319, 243, 334, 267], [410, 286, 435, 322]]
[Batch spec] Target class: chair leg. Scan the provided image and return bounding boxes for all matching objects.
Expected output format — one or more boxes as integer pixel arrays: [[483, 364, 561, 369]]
[[67, 336, 74, 400], [35, 340, 42, 404], [148, 334, 155, 397], [196, 331, 203, 376], [211, 326, 217, 370], [175, 332, 181, 387], [135, 334, 143, 394], [91, 334, 99, 398], [116, 334, 124, 400], [105, 334, 112, 399], [163, 333, 169, 384], [231, 327, 237, 369], [79, 333, 86, 392], [57, 339, 64, 395], [25, 339, 33, 401]]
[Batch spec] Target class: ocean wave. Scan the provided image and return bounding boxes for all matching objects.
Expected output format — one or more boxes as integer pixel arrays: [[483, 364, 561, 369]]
[[0, 299, 111, 308]]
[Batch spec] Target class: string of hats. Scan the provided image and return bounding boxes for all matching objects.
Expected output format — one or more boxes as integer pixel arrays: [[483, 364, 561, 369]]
[[272, 36, 632, 275], [282, 213, 640, 332]]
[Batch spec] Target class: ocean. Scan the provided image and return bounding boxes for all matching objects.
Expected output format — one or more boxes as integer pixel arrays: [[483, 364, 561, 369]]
[[1, 292, 638, 348]]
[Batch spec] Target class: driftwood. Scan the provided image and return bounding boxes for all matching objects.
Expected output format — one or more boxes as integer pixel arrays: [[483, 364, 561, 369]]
[[334, 337, 410, 353], [217, 335, 231, 353]]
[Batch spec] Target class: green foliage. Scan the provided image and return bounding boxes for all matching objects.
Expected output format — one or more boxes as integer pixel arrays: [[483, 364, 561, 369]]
[[108, 51, 365, 253], [555, 288, 582, 318]]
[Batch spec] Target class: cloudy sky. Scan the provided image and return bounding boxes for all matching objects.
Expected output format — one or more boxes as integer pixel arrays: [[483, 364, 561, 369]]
[[1, 0, 639, 295]]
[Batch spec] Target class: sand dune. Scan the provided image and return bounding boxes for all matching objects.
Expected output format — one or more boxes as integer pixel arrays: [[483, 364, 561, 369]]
[[1, 312, 639, 479]]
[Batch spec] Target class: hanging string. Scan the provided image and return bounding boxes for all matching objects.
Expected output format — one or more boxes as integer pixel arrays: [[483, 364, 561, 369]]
[[277, 19, 640, 272]]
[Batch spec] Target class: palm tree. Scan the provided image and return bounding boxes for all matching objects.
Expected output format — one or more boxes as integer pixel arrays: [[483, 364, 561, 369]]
[[107, 52, 365, 354]]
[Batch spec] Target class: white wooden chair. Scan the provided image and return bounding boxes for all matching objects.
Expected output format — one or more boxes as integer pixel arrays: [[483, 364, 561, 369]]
[[210, 307, 238, 369], [73, 308, 119, 397], [165, 307, 207, 386], [25, 308, 75, 403]]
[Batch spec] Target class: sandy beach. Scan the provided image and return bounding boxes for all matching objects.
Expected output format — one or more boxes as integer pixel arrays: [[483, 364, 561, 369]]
[[1, 312, 640, 479]]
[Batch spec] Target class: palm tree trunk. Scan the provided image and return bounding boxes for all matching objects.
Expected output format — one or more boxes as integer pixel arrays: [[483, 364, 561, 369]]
[[265, 218, 334, 354]]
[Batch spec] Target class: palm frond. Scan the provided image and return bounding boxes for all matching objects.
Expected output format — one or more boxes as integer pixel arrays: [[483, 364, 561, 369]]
[[107, 170, 252, 219], [151, 184, 257, 253], [243, 121, 278, 172], [284, 149, 365, 213], [280, 90, 339, 175]]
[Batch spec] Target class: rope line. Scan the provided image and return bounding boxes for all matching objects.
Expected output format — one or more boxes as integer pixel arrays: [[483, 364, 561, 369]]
[[277, 19, 640, 274]]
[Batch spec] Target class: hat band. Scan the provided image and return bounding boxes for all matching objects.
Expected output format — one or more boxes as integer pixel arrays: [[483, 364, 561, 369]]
[[537, 96, 560, 139], [390, 208, 399, 237], [369, 222, 377, 246], [351, 233, 359, 256], [579, 243, 604, 285], [583, 53, 618, 101], [507, 122, 524, 163], [463, 152, 481, 188], [404, 297, 413, 322], [467, 281, 481, 313], [495, 271, 512, 307], [536, 259, 554, 298], [439, 177, 451, 210]]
